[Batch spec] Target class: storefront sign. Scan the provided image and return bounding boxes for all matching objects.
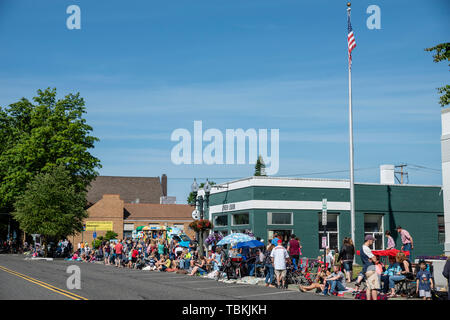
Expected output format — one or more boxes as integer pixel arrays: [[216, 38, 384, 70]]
[[85, 221, 113, 231], [222, 203, 236, 211]]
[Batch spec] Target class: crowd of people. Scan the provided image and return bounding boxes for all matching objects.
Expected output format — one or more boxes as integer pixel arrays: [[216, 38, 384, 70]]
[[5, 224, 448, 300]]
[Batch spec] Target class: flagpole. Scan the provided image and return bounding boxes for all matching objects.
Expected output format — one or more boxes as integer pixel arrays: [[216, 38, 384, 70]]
[[347, 2, 356, 249]]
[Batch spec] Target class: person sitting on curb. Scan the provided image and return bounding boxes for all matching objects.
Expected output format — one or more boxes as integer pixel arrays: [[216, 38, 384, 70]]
[[299, 269, 331, 293], [189, 255, 207, 276], [322, 264, 347, 296]]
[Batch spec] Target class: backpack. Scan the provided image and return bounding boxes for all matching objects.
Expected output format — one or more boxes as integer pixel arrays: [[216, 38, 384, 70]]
[[431, 289, 448, 301]]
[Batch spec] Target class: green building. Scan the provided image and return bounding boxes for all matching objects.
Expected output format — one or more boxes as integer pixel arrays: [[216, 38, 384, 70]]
[[207, 176, 444, 261]]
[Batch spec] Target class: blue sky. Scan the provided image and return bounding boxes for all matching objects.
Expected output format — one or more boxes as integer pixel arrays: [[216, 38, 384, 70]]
[[0, 0, 448, 203]]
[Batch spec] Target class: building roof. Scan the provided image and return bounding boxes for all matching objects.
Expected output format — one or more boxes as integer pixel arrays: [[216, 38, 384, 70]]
[[87, 176, 162, 205], [124, 203, 193, 220]]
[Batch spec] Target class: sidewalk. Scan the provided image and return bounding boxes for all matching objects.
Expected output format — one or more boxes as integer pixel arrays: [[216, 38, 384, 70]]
[[207, 275, 422, 300]]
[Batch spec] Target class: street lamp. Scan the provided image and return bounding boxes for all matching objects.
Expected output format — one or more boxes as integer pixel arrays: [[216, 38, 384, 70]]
[[190, 178, 211, 257]]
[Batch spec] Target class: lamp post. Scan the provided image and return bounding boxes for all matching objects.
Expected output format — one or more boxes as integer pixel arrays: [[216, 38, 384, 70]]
[[190, 178, 211, 257]]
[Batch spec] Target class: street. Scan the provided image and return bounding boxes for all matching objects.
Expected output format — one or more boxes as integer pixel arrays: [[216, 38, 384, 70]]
[[0, 255, 338, 300]]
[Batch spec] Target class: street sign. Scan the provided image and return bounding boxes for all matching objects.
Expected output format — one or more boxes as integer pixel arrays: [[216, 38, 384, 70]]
[[93, 232, 97, 239], [322, 236, 327, 249], [322, 198, 327, 226]]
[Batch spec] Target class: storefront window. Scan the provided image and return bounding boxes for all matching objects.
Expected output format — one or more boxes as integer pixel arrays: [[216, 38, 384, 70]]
[[318, 213, 339, 250], [364, 214, 384, 250], [232, 213, 249, 226], [214, 215, 228, 227], [268, 212, 292, 225]]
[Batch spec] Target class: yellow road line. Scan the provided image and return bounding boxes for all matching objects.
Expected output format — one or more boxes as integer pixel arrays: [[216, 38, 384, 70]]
[[0, 265, 88, 300]]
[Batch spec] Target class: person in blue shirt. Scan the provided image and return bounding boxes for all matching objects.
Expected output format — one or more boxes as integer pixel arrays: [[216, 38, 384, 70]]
[[271, 233, 281, 246], [380, 256, 402, 294], [416, 259, 434, 300]]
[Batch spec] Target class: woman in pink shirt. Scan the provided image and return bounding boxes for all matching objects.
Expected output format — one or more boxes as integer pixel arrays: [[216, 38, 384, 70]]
[[385, 230, 395, 250]]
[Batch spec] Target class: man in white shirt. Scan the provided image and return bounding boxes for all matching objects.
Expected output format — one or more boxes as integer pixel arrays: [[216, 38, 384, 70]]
[[270, 239, 289, 289]]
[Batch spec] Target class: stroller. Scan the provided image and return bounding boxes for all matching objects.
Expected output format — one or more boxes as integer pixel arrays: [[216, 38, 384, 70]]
[[220, 257, 245, 280]]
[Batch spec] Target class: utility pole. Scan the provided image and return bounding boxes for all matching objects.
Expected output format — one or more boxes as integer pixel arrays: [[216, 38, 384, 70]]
[[394, 164, 409, 184]]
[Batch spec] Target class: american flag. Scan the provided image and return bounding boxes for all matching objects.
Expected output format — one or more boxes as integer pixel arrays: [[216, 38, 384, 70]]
[[347, 9, 356, 66]]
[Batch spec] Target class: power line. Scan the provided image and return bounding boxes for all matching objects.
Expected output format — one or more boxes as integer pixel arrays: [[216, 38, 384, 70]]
[[408, 164, 441, 172], [166, 166, 379, 180]]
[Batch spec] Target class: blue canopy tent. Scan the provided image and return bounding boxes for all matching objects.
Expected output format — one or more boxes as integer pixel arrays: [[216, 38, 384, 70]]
[[235, 240, 265, 249]]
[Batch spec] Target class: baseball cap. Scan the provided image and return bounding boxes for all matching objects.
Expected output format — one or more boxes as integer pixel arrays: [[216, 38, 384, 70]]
[[277, 239, 282, 244], [365, 235, 375, 241]]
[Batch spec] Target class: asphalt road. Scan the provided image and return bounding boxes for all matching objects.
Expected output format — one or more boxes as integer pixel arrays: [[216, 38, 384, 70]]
[[0, 254, 338, 300]]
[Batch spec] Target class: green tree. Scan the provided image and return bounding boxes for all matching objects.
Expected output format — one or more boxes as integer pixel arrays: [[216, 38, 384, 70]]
[[12, 165, 88, 255], [0, 88, 101, 212], [254, 155, 266, 176], [186, 181, 216, 204], [103, 230, 118, 241], [425, 43, 450, 107]]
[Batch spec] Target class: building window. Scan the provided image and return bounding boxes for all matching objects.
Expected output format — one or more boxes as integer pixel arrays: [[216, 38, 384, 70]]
[[268, 212, 293, 225], [318, 213, 339, 250], [438, 215, 445, 244], [214, 215, 228, 227], [364, 214, 384, 250], [232, 213, 249, 226]]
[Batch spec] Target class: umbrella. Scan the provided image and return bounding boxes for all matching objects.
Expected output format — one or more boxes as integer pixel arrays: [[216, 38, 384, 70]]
[[135, 226, 145, 231], [216, 233, 255, 246], [235, 240, 265, 249]]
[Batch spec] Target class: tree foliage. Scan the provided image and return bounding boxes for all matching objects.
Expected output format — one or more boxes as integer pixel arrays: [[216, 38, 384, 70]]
[[102, 230, 118, 241], [254, 155, 266, 176], [0, 88, 101, 211], [12, 165, 88, 241], [425, 43, 450, 107]]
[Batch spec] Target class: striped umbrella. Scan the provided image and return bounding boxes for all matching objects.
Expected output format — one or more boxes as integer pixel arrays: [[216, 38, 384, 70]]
[[216, 233, 255, 246]]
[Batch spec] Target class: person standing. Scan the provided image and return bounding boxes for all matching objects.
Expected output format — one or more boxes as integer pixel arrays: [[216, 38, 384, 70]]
[[396, 226, 414, 259], [355, 235, 377, 290], [264, 244, 275, 287], [338, 237, 355, 283], [385, 230, 395, 250], [416, 259, 433, 300], [287, 234, 300, 268], [271, 233, 281, 246], [270, 239, 289, 289], [115, 240, 123, 268]]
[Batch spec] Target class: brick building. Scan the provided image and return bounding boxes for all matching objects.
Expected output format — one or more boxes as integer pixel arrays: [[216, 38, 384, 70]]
[[72, 175, 194, 245]]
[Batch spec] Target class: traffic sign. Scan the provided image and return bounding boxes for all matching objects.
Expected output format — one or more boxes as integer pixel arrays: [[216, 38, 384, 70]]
[[321, 236, 327, 249], [93, 232, 97, 239]]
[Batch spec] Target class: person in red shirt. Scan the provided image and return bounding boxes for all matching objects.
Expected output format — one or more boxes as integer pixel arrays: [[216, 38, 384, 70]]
[[287, 234, 301, 268], [115, 241, 123, 268]]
